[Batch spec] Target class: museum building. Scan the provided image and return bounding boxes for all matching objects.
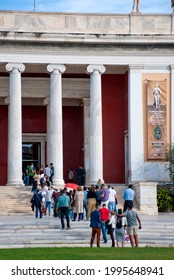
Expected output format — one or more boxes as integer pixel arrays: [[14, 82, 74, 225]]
[[0, 10, 174, 189]]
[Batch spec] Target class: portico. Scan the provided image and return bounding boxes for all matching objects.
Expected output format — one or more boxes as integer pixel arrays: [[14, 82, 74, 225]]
[[0, 11, 174, 188]]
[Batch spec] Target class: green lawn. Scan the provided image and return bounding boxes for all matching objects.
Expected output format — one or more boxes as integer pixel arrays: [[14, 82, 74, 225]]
[[0, 247, 174, 260]]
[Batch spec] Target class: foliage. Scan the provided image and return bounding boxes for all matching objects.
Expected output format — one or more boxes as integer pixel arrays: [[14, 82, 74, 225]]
[[157, 187, 174, 212], [0, 247, 174, 260], [165, 143, 174, 183]]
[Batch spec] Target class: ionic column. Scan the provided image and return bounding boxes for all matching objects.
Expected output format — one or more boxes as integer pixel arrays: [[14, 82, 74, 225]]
[[6, 63, 25, 186], [82, 98, 90, 185], [43, 98, 50, 165], [87, 64, 106, 184], [128, 65, 144, 183], [47, 64, 66, 186]]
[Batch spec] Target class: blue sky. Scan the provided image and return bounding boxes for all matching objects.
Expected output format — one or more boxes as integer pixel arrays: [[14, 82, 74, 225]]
[[0, 0, 172, 14]]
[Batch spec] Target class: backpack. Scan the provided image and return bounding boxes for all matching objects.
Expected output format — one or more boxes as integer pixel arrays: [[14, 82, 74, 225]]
[[116, 217, 122, 229]]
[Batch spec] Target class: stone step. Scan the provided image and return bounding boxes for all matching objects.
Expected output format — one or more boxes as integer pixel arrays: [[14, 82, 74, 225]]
[[0, 213, 173, 248]]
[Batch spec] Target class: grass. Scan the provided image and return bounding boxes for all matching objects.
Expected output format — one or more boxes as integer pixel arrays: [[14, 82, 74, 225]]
[[0, 247, 174, 260]]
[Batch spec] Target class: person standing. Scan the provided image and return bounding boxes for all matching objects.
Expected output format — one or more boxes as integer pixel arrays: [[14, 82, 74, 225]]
[[87, 186, 97, 219], [107, 211, 116, 247], [45, 187, 53, 216], [123, 184, 135, 212], [124, 204, 142, 247], [76, 166, 86, 186], [50, 163, 54, 184], [83, 186, 88, 220], [56, 189, 71, 229], [108, 185, 117, 213], [31, 189, 43, 219], [44, 164, 51, 179], [101, 184, 110, 208], [72, 185, 84, 221], [100, 203, 110, 244], [90, 203, 102, 247], [68, 168, 74, 183], [115, 208, 127, 247], [28, 163, 35, 186]]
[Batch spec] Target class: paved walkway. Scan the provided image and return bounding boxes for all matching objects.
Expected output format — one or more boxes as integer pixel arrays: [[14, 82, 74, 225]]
[[0, 213, 174, 248]]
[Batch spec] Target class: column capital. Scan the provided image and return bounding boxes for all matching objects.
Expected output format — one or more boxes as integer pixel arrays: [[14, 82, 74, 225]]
[[87, 64, 106, 75], [82, 98, 90, 106], [170, 65, 174, 71], [6, 63, 25, 73], [47, 64, 66, 74], [43, 98, 50, 105], [4, 97, 10, 104]]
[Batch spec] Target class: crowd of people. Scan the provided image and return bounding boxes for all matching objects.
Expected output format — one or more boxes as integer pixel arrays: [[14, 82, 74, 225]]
[[30, 172, 142, 248]]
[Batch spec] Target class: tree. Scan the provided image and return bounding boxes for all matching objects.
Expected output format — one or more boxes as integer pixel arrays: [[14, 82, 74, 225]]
[[165, 143, 174, 184]]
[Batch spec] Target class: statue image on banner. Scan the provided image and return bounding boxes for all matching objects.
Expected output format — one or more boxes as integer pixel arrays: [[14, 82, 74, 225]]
[[153, 83, 161, 109], [146, 80, 167, 160]]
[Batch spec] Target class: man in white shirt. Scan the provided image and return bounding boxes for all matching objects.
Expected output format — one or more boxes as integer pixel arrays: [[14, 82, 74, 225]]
[[108, 185, 117, 213], [44, 164, 51, 178]]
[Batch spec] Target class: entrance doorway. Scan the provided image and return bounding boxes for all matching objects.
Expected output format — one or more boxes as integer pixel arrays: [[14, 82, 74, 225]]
[[22, 133, 46, 174], [22, 143, 41, 172]]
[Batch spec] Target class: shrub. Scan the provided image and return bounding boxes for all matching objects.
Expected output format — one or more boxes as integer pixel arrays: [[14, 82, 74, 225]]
[[157, 187, 173, 212], [165, 143, 174, 184]]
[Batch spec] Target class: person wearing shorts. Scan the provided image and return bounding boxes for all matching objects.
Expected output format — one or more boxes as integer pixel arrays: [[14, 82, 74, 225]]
[[124, 204, 141, 247]]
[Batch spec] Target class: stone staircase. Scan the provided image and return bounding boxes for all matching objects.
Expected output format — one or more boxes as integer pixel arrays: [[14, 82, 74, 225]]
[[0, 186, 33, 215], [0, 185, 173, 248], [0, 214, 173, 248], [0, 184, 139, 216]]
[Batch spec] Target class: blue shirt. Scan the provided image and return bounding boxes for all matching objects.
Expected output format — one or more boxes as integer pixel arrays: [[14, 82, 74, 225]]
[[83, 190, 88, 203], [56, 194, 70, 208], [123, 188, 134, 201], [90, 210, 102, 228]]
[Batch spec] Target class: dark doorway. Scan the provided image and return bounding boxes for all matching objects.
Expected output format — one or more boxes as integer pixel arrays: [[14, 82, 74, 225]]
[[22, 143, 41, 172]]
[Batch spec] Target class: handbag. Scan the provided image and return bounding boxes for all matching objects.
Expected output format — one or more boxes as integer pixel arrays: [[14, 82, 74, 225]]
[[41, 206, 46, 214], [70, 200, 75, 207]]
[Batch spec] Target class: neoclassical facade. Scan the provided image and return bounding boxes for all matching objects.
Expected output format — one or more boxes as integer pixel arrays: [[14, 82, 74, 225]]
[[0, 11, 174, 188]]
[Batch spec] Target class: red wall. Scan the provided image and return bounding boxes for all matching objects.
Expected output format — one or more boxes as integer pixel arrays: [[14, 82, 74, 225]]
[[0, 106, 8, 185], [63, 106, 84, 183], [22, 106, 47, 133], [102, 74, 128, 183], [0, 74, 128, 185]]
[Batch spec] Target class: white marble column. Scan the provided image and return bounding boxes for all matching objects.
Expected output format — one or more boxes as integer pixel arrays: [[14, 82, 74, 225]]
[[82, 98, 90, 185], [170, 65, 174, 142], [87, 64, 106, 185], [128, 65, 144, 183], [6, 63, 25, 186], [43, 98, 50, 165], [47, 64, 66, 186]]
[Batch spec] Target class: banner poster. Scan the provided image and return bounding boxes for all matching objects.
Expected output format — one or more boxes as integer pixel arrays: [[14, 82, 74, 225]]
[[146, 80, 167, 160]]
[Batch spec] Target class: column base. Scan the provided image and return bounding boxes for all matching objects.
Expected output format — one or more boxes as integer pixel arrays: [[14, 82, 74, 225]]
[[138, 181, 158, 215], [53, 179, 65, 190], [6, 180, 24, 187], [140, 205, 158, 215]]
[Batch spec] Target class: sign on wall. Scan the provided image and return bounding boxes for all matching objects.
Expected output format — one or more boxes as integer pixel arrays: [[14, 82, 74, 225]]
[[146, 79, 167, 160]]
